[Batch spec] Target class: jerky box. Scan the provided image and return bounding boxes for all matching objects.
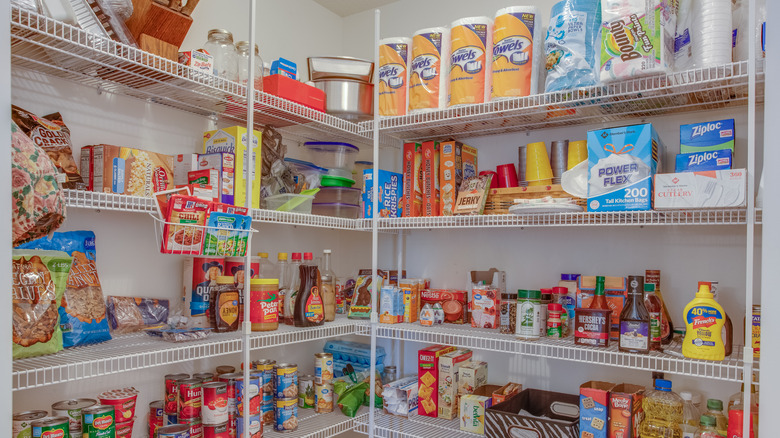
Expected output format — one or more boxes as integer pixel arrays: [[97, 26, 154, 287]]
[[577, 276, 627, 339], [401, 142, 422, 217], [674, 149, 732, 172], [421, 140, 440, 217], [440, 141, 478, 216], [654, 169, 747, 209], [492, 383, 522, 405], [382, 376, 419, 417], [608, 384, 644, 438], [486, 388, 580, 438], [587, 124, 663, 212], [580, 381, 616, 438], [460, 385, 500, 435], [680, 119, 735, 154], [438, 349, 473, 420], [203, 126, 262, 209], [363, 169, 403, 218], [418, 345, 456, 417], [92, 145, 174, 197], [458, 361, 488, 396]]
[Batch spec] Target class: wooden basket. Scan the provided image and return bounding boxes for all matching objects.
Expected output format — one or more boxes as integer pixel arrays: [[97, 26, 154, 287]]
[[483, 184, 586, 215]]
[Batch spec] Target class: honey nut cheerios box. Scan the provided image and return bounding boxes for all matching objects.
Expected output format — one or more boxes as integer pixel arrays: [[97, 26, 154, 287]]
[[418, 345, 456, 417]]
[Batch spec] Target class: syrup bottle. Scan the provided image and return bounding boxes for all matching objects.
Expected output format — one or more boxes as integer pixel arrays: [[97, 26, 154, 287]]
[[619, 275, 651, 354], [294, 256, 324, 327]]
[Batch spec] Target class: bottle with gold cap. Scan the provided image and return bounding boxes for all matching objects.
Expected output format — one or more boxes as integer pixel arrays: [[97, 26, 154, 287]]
[[682, 282, 726, 361]]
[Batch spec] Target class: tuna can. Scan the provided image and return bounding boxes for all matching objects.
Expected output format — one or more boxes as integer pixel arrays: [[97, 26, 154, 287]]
[[235, 375, 261, 416], [149, 400, 165, 438], [274, 398, 298, 432], [314, 353, 334, 384], [51, 398, 96, 433], [165, 412, 178, 425], [315, 383, 334, 413], [261, 400, 274, 426], [203, 421, 229, 438], [31, 416, 69, 438], [81, 405, 115, 438], [236, 414, 262, 438], [165, 373, 190, 413], [202, 381, 229, 425], [181, 416, 203, 438], [177, 378, 204, 420], [298, 375, 315, 409], [218, 372, 242, 414], [157, 423, 191, 437], [194, 372, 216, 383], [13, 410, 48, 438], [275, 363, 298, 399]]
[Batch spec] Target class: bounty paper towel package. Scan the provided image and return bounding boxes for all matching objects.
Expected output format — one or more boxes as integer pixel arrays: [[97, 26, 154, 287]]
[[449, 16, 493, 106], [599, 0, 676, 82], [491, 6, 542, 99], [410, 27, 450, 113], [379, 37, 412, 117], [680, 119, 735, 154], [654, 169, 746, 209], [545, 0, 602, 92], [587, 123, 663, 212]]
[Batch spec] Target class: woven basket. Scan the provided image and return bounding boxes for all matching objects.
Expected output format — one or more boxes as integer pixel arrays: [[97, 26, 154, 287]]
[[483, 184, 586, 215]]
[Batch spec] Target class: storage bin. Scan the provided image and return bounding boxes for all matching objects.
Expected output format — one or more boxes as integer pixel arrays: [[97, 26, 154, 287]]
[[486, 388, 580, 438], [314, 187, 361, 205], [312, 203, 359, 219], [264, 194, 315, 213]]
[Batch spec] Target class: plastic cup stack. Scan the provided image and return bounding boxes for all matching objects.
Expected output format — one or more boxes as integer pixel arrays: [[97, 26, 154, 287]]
[[518, 146, 528, 186], [693, 0, 732, 68], [525, 142, 553, 186], [567, 140, 588, 170], [550, 140, 569, 184]]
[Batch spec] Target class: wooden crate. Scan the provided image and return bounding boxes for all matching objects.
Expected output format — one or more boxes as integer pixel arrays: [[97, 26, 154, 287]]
[[483, 184, 586, 215]]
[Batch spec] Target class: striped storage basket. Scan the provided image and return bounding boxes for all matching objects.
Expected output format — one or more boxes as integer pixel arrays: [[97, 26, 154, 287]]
[[485, 388, 580, 438]]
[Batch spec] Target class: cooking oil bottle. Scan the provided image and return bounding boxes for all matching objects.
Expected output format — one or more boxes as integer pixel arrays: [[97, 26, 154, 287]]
[[640, 379, 683, 438]]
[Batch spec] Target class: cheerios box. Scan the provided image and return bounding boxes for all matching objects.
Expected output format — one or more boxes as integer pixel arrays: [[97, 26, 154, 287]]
[[438, 349, 473, 419], [418, 345, 456, 417], [580, 381, 616, 438], [608, 384, 645, 438]]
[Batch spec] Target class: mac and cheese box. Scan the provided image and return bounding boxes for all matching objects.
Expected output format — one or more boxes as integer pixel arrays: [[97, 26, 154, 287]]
[[418, 345, 456, 417]]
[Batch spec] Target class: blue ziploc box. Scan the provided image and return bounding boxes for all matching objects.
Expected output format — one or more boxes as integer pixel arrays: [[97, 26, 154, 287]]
[[680, 119, 735, 154], [587, 123, 663, 212], [363, 169, 403, 218], [271, 57, 297, 79], [675, 149, 733, 172]]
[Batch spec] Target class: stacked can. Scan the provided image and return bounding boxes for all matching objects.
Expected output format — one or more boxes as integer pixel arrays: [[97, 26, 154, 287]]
[[274, 363, 299, 432], [314, 353, 334, 414], [231, 370, 262, 438], [254, 359, 276, 428], [148, 400, 165, 437], [201, 380, 229, 437], [177, 378, 203, 437], [164, 373, 189, 427], [51, 398, 96, 435], [217, 372, 243, 437]]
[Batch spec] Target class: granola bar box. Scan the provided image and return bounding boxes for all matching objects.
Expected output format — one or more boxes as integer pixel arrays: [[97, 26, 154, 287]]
[[486, 388, 580, 438], [417, 345, 455, 417], [92, 145, 173, 197]]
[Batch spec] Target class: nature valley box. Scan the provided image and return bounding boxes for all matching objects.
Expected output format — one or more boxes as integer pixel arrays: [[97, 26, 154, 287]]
[[608, 384, 645, 438], [203, 126, 262, 208], [418, 345, 456, 417], [438, 349, 473, 419]]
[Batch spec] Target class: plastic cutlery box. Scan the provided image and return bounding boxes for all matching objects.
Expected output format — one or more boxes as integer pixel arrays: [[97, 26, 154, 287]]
[[654, 169, 746, 209]]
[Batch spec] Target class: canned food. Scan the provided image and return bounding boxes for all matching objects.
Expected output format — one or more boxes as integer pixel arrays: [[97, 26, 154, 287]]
[[52, 398, 96, 432], [157, 423, 191, 438], [165, 412, 178, 425], [261, 401, 274, 426], [115, 417, 135, 438], [149, 400, 165, 438], [165, 373, 190, 413], [31, 416, 69, 438], [178, 378, 203, 420], [315, 383, 334, 413], [236, 414, 262, 438], [202, 381, 229, 425], [194, 372, 215, 383], [97, 387, 138, 423], [81, 405, 115, 437], [218, 372, 242, 414], [274, 398, 298, 432], [216, 365, 235, 375], [13, 410, 48, 438], [227, 412, 237, 437], [181, 416, 203, 438], [298, 375, 315, 409], [235, 375, 261, 416], [314, 353, 334, 384], [275, 363, 298, 399], [203, 421, 229, 438]]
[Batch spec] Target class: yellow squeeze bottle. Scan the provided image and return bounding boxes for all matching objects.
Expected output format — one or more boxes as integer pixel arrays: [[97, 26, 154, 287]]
[[682, 283, 726, 361]]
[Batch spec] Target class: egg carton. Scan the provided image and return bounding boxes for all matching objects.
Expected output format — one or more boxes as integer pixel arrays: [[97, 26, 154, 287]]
[[324, 340, 386, 365]]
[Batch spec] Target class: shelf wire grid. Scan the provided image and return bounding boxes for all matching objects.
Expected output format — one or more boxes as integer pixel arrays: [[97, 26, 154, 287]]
[[266, 408, 366, 438], [248, 317, 357, 350], [355, 409, 479, 438]]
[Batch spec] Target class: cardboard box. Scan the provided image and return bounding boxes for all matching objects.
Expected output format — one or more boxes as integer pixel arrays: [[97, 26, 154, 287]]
[[421, 140, 440, 217], [460, 385, 500, 435], [680, 119, 735, 154], [400, 278, 421, 323], [387, 270, 407, 286], [271, 57, 297, 79], [363, 169, 403, 218], [609, 384, 645, 438], [203, 126, 262, 208], [379, 286, 404, 324], [438, 349, 473, 420], [92, 145, 173, 197], [179, 50, 213, 74], [420, 289, 468, 324], [654, 169, 747, 209], [418, 345, 456, 417], [577, 276, 627, 339], [469, 268, 507, 294], [174, 153, 200, 186], [401, 142, 422, 217], [580, 381, 616, 438], [80, 145, 94, 191], [440, 141, 478, 216], [382, 376, 418, 417], [486, 388, 580, 438], [199, 152, 234, 206], [458, 361, 488, 395], [492, 383, 522, 405], [674, 149, 732, 172], [188, 169, 220, 203]]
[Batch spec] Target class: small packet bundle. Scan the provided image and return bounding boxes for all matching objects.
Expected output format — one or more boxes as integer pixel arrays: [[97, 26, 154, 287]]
[[106, 296, 169, 334]]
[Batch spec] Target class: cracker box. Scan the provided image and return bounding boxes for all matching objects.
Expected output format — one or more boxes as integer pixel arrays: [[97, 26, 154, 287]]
[[486, 388, 580, 438], [379, 286, 404, 324], [460, 385, 501, 435], [608, 384, 645, 438], [363, 169, 403, 218], [418, 345, 456, 417], [680, 119, 735, 154], [203, 126, 262, 208], [440, 141, 478, 216], [420, 289, 468, 324], [400, 278, 421, 323], [199, 152, 235, 206], [80, 145, 94, 190], [92, 145, 174, 197], [577, 276, 627, 339], [174, 153, 200, 186], [587, 124, 663, 212], [179, 50, 213, 74], [402, 142, 422, 217], [654, 169, 746, 209], [492, 383, 522, 405], [458, 361, 488, 396], [580, 381, 616, 438], [674, 149, 732, 172], [438, 349, 473, 420], [421, 140, 440, 217], [383, 376, 419, 417]]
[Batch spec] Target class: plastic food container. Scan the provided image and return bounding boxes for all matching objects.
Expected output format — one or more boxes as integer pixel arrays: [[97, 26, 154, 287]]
[[314, 187, 361, 205], [312, 203, 359, 219], [353, 161, 373, 181], [304, 142, 359, 173], [265, 194, 315, 213], [307, 56, 374, 82], [320, 175, 355, 188]]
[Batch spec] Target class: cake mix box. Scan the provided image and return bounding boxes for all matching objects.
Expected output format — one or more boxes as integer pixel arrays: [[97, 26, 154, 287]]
[[440, 141, 478, 216], [680, 119, 735, 154], [580, 381, 616, 438], [608, 384, 645, 438], [402, 142, 422, 217], [418, 345, 456, 417], [438, 349, 473, 420], [363, 169, 403, 218], [421, 140, 440, 216], [203, 126, 262, 208]]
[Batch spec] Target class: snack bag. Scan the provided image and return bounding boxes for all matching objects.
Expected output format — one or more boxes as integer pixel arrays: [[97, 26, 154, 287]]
[[106, 296, 170, 334]]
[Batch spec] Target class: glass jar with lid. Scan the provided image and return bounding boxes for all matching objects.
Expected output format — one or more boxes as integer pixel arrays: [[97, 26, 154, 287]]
[[236, 41, 263, 92], [210, 276, 240, 332], [203, 29, 238, 81]]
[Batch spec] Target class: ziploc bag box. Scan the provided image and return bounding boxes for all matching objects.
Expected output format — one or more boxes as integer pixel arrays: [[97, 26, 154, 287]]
[[580, 381, 616, 438], [577, 276, 627, 340], [203, 126, 262, 208], [382, 376, 418, 417], [587, 123, 663, 212], [438, 349, 473, 420], [680, 119, 735, 154], [363, 169, 403, 218], [609, 384, 645, 438], [654, 169, 746, 209], [418, 345, 456, 417], [675, 149, 732, 172]]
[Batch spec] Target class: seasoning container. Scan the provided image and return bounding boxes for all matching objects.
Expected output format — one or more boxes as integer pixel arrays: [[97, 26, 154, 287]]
[[644, 282, 664, 352], [574, 307, 612, 347], [384, 365, 397, 384], [250, 278, 280, 331], [516, 290, 541, 341], [211, 276, 240, 332], [751, 304, 760, 359], [500, 292, 518, 334], [546, 303, 563, 338], [618, 275, 651, 354], [539, 289, 552, 337], [551, 286, 570, 337]]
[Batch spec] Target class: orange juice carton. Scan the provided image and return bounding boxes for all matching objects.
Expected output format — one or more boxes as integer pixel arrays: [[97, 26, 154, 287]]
[[492, 383, 522, 405], [471, 287, 500, 329], [440, 141, 478, 216], [402, 142, 423, 217], [198, 152, 234, 206], [449, 17, 493, 106], [421, 140, 440, 216], [379, 38, 411, 117], [379, 285, 404, 324], [400, 278, 421, 323], [491, 7, 542, 100], [577, 276, 627, 339], [418, 345, 456, 417], [460, 385, 500, 435], [410, 27, 450, 113], [174, 153, 200, 186], [608, 384, 645, 438], [203, 126, 262, 208], [580, 381, 616, 438], [458, 361, 488, 396], [438, 349, 473, 420]]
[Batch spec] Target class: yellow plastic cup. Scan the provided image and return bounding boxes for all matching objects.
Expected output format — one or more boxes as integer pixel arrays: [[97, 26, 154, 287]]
[[525, 142, 553, 186], [567, 140, 588, 170]]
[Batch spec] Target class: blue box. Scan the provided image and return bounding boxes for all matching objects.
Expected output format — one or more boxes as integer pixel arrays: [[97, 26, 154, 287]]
[[587, 123, 663, 212], [271, 58, 297, 79], [363, 169, 402, 218], [675, 149, 733, 172], [680, 119, 735, 154]]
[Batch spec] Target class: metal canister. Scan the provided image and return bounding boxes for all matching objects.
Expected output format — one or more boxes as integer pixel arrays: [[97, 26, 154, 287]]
[[194, 372, 215, 383], [236, 414, 262, 438], [315, 383, 334, 413], [314, 353, 334, 384], [157, 424, 191, 438], [31, 417, 69, 438], [203, 421, 229, 438], [181, 416, 203, 438], [165, 373, 190, 413], [177, 378, 204, 421], [13, 410, 48, 438], [275, 363, 298, 399], [274, 398, 298, 432], [216, 365, 235, 375], [218, 372, 242, 414], [202, 381, 229, 425], [298, 375, 315, 409], [261, 400, 274, 426], [52, 398, 96, 433], [149, 400, 165, 438], [81, 405, 115, 438], [165, 412, 178, 425], [235, 374, 261, 416]]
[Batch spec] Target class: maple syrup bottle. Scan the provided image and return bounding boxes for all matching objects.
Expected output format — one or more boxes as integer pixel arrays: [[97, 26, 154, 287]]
[[293, 259, 324, 327]]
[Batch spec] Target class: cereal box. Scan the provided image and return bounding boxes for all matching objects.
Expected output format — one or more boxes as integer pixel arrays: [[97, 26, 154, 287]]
[[203, 126, 262, 208], [174, 153, 199, 186], [418, 345, 456, 417], [383, 376, 418, 417], [379, 286, 404, 324], [492, 383, 522, 405], [438, 349, 473, 420], [402, 142, 422, 217], [460, 385, 500, 435], [608, 384, 644, 438], [421, 140, 440, 216], [400, 278, 421, 323], [363, 169, 403, 218], [458, 361, 488, 396], [92, 145, 174, 197], [580, 381, 616, 438], [680, 119, 735, 154], [577, 276, 627, 339], [440, 141, 478, 216], [420, 289, 468, 324], [199, 152, 235, 206], [471, 287, 500, 329]]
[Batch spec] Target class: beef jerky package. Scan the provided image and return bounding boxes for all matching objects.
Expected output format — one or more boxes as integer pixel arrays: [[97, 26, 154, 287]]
[[12, 105, 85, 190]]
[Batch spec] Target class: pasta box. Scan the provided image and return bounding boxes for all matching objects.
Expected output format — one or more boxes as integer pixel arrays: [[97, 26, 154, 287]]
[[486, 388, 580, 438], [577, 276, 627, 339], [460, 385, 500, 435], [608, 384, 645, 438], [421, 140, 440, 217], [580, 381, 616, 438], [418, 345, 456, 417], [438, 349, 473, 420]]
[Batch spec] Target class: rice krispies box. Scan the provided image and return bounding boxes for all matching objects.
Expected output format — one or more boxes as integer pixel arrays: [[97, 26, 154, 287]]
[[418, 345, 456, 417], [363, 169, 403, 218], [580, 381, 616, 438], [608, 384, 644, 438]]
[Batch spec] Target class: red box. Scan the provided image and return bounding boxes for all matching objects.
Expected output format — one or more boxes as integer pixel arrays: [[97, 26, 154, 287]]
[[418, 345, 456, 417], [263, 74, 326, 112], [421, 140, 440, 217], [402, 142, 422, 217], [420, 289, 468, 324], [609, 384, 645, 438]]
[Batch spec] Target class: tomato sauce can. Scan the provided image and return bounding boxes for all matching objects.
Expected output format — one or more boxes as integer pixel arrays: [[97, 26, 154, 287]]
[[165, 412, 178, 425], [177, 378, 203, 420], [194, 372, 215, 383], [315, 383, 334, 413], [227, 412, 237, 437], [165, 373, 190, 413], [202, 381, 229, 425], [181, 416, 203, 438], [81, 405, 115, 438], [51, 398, 96, 433], [235, 375, 261, 416], [157, 423, 191, 437], [14, 411, 48, 438], [314, 353, 334, 384], [275, 363, 298, 399], [274, 398, 298, 432], [218, 372, 242, 414], [149, 400, 165, 438], [236, 414, 262, 438], [31, 416, 69, 438], [203, 422, 229, 438]]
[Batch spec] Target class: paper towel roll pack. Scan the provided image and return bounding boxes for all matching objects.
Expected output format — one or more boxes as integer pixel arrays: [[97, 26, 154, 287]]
[[491, 6, 543, 99], [449, 16, 493, 107], [409, 27, 450, 113], [378, 37, 412, 117], [544, 0, 602, 92]]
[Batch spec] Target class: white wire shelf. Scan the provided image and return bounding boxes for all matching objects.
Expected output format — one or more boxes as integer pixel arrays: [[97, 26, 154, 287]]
[[252, 208, 362, 231], [355, 410, 479, 438], [13, 317, 358, 391], [360, 61, 765, 140], [356, 322, 745, 383], [64, 189, 157, 213], [266, 408, 366, 438]]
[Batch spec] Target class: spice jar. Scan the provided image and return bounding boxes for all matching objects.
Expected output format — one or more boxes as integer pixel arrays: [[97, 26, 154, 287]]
[[212, 276, 240, 332], [500, 292, 518, 334], [516, 290, 541, 341], [250, 279, 279, 331], [539, 289, 552, 337], [547, 303, 563, 338]]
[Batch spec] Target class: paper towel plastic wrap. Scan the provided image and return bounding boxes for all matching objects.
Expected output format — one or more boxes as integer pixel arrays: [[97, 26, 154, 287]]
[[378, 37, 412, 117], [544, 0, 602, 92], [449, 16, 493, 106], [599, 0, 676, 82], [409, 27, 450, 113], [490, 6, 542, 100], [733, 0, 766, 62]]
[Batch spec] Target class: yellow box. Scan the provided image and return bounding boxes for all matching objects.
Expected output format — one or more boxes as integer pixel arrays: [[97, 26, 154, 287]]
[[203, 126, 262, 208]]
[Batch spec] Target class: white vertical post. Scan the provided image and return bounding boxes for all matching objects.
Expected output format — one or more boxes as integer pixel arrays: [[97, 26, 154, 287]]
[[369, 9, 381, 438], [2, 3, 13, 428]]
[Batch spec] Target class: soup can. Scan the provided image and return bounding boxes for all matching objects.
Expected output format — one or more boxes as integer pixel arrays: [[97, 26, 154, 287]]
[[202, 381, 229, 425], [165, 373, 190, 413], [216, 365, 235, 375], [261, 401, 274, 426], [181, 416, 203, 438], [298, 375, 315, 408], [314, 353, 334, 384], [218, 372, 242, 414], [236, 414, 262, 438], [13, 411, 48, 438], [82, 405, 115, 438], [250, 371, 268, 403], [203, 421, 229, 438], [315, 383, 334, 413], [177, 378, 203, 421], [194, 372, 215, 383], [274, 398, 298, 432], [52, 398, 96, 433], [275, 363, 298, 399], [31, 417, 69, 438], [157, 423, 191, 437], [235, 375, 261, 416], [149, 400, 165, 438]]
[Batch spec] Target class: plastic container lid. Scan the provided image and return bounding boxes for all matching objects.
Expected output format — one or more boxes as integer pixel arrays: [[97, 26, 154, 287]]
[[644, 283, 655, 292], [700, 415, 716, 427], [707, 399, 723, 410], [257, 252, 269, 258], [548, 303, 563, 311], [355, 160, 373, 166], [541, 288, 553, 294], [251, 279, 279, 285], [654, 379, 672, 391], [217, 276, 235, 284], [320, 175, 356, 187], [304, 141, 359, 154], [561, 274, 580, 281], [284, 158, 328, 173], [518, 290, 541, 300], [278, 253, 288, 261], [304, 252, 313, 260]]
